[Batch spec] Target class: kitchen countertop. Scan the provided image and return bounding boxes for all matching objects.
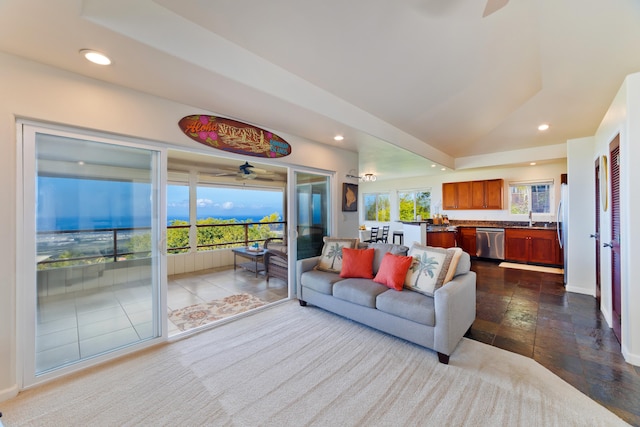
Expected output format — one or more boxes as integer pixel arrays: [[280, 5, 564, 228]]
[[451, 221, 558, 230], [399, 220, 558, 231]]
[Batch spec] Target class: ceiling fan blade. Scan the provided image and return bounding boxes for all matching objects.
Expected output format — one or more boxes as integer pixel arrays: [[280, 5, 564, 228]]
[[482, 0, 508, 17]]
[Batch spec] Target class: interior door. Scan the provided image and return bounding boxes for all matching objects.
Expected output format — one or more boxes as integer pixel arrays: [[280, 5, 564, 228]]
[[22, 124, 164, 386], [295, 172, 330, 259], [609, 136, 622, 342]]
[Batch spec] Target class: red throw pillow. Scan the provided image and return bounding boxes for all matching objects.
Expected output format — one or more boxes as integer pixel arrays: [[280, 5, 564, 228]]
[[373, 252, 414, 291], [340, 247, 375, 279]]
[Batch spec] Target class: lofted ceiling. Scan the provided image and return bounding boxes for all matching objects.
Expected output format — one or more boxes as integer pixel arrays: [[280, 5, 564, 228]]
[[1, 0, 639, 180]]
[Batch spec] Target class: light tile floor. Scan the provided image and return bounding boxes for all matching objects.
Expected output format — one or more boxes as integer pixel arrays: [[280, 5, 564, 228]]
[[167, 266, 288, 335], [36, 266, 287, 373]]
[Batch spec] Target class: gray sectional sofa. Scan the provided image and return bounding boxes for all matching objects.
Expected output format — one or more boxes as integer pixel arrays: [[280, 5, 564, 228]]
[[296, 242, 476, 364]]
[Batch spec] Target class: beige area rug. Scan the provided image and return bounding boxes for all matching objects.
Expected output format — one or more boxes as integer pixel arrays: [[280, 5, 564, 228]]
[[169, 293, 266, 331], [499, 261, 565, 275], [1, 302, 627, 426]]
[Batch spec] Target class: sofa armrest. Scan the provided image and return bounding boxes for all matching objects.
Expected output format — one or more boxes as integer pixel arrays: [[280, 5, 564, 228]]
[[433, 271, 477, 356], [296, 256, 320, 300]]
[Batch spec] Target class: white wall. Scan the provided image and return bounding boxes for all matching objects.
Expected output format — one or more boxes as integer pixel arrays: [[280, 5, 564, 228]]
[[593, 72, 640, 366], [0, 52, 358, 400], [565, 137, 596, 295], [358, 161, 567, 230]]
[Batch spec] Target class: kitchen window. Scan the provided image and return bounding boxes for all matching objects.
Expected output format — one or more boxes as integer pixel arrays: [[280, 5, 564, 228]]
[[509, 181, 552, 214], [398, 190, 431, 221], [364, 193, 390, 221]]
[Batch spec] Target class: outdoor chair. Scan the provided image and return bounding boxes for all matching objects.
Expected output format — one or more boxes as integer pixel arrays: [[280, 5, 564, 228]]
[[264, 237, 288, 283]]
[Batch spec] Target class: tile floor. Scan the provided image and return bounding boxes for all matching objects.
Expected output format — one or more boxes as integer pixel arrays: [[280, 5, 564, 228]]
[[167, 265, 289, 335], [469, 259, 640, 426], [36, 279, 154, 374], [36, 265, 288, 373]]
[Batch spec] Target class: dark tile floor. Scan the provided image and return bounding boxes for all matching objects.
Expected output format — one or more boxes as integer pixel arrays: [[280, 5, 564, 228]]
[[469, 259, 640, 426]]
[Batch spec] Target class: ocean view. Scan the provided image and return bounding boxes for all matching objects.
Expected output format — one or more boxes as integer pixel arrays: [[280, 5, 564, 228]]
[[37, 213, 283, 232]]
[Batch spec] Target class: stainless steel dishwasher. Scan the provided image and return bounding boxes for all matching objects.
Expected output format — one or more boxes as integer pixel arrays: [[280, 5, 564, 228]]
[[476, 228, 505, 260]]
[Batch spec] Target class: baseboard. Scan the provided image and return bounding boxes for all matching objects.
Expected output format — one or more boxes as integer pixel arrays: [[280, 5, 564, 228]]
[[0, 383, 19, 403], [564, 284, 595, 296], [622, 347, 640, 367]]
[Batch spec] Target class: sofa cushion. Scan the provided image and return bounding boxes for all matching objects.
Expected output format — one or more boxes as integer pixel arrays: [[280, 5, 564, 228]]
[[367, 242, 409, 275], [373, 252, 414, 291], [340, 247, 375, 279], [333, 278, 389, 308], [376, 290, 436, 326], [301, 269, 344, 295], [404, 244, 462, 296], [316, 237, 359, 273]]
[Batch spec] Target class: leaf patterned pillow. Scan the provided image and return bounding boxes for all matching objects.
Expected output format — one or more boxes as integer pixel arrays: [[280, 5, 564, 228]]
[[316, 237, 359, 273], [404, 244, 457, 296]]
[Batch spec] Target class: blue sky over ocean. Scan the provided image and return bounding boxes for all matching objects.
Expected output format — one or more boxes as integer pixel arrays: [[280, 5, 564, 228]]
[[37, 177, 283, 230], [167, 185, 283, 222]]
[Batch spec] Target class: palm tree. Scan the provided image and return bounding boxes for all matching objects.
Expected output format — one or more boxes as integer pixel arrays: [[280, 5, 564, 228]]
[[326, 243, 344, 270], [409, 252, 441, 288]]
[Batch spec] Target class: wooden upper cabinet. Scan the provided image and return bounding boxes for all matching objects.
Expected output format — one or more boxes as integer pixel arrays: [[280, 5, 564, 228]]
[[484, 179, 504, 209], [443, 179, 503, 210], [457, 181, 472, 209], [471, 181, 485, 209], [443, 181, 472, 209], [442, 182, 457, 209]]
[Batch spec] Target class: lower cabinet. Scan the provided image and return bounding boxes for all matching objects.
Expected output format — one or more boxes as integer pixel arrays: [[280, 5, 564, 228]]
[[427, 231, 457, 248], [457, 227, 477, 256], [504, 228, 561, 266]]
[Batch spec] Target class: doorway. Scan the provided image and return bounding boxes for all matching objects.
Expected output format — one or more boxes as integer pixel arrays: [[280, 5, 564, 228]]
[[295, 172, 330, 259], [21, 123, 165, 385], [609, 135, 622, 342]]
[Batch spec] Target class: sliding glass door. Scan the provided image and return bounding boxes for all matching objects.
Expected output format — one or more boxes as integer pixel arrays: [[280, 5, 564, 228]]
[[295, 172, 330, 259], [21, 124, 164, 385]]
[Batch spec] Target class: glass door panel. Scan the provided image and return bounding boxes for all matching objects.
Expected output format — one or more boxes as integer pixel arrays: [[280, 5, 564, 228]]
[[24, 126, 163, 381], [295, 172, 329, 259]]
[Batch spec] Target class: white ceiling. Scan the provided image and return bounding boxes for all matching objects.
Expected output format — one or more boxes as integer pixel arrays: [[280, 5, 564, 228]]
[[1, 0, 639, 180]]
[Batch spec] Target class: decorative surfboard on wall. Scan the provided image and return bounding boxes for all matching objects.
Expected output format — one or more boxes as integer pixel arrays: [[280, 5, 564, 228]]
[[178, 115, 291, 158]]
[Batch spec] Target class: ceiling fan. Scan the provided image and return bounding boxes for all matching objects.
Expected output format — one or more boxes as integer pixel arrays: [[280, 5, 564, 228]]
[[212, 161, 278, 181], [483, 0, 508, 17]]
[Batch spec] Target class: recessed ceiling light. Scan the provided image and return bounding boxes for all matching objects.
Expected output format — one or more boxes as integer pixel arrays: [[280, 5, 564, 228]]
[[334, 135, 344, 141], [538, 123, 550, 131], [431, 164, 436, 168], [530, 162, 537, 166], [441, 167, 446, 171], [80, 49, 112, 65]]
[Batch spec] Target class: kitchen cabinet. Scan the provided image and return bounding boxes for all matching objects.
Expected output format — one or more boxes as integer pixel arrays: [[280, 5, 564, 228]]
[[427, 231, 457, 248], [457, 227, 477, 256], [442, 181, 472, 209], [471, 179, 504, 209], [443, 179, 503, 210], [504, 228, 561, 266]]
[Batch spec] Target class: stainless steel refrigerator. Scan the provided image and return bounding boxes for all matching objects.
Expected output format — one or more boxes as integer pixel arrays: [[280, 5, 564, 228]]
[[556, 183, 568, 284]]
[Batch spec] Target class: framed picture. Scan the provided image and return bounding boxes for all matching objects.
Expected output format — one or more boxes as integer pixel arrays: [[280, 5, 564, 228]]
[[342, 183, 358, 212]]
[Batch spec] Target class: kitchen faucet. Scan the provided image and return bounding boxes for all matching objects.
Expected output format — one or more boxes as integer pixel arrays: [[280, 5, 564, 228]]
[[528, 210, 533, 227]]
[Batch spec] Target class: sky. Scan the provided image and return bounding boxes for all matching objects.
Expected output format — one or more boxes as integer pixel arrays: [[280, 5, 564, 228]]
[[167, 185, 284, 220]]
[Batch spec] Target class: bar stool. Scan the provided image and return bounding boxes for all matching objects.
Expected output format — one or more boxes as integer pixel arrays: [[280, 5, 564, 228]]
[[392, 230, 404, 245]]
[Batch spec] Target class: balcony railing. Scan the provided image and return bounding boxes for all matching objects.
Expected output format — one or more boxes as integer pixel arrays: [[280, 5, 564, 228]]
[[37, 227, 152, 268], [167, 220, 286, 253], [36, 220, 287, 269]]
